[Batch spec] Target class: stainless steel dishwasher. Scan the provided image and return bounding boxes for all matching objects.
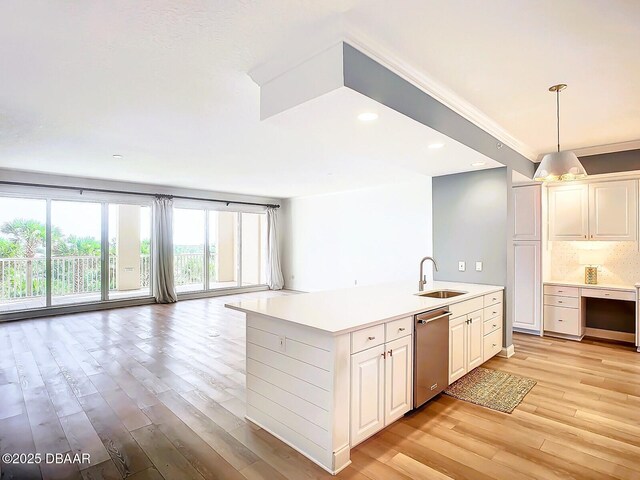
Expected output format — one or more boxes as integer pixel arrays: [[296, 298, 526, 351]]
[[414, 308, 451, 409]]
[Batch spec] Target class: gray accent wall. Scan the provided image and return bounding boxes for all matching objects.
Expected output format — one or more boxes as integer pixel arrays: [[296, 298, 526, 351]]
[[432, 167, 513, 348], [432, 168, 508, 285], [342, 43, 535, 178]]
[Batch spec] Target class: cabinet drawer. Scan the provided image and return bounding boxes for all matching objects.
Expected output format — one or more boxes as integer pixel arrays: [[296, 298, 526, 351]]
[[483, 328, 502, 362], [544, 306, 581, 336], [544, 294, 579, 309], [385, 316, 412, 343], [543, 285, 579, 297], [483, 304, 502, 321], [581, 288, 635, 302], [483, 316, 502, 336], [351, 324, 385, 354], [449, 296, 484, 318], [484, 291, 503, 307]]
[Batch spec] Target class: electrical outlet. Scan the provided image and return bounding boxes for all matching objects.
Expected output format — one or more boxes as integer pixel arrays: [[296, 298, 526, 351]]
[[354, 279, 358, 285], [475, 261, 483, 272], [278, 336, 286, 352], [458, 261, 466, 272]]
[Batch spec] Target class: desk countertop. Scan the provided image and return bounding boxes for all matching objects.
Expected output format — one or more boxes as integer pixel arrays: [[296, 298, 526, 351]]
[[546, 280, 639, 292]]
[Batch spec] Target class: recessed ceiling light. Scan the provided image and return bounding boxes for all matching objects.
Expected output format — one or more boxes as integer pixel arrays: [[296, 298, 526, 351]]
[[112, 154, 123, 159], [428, 143, 444, 149], [471, 161, 486, 167], [357, 112, 378, 122]]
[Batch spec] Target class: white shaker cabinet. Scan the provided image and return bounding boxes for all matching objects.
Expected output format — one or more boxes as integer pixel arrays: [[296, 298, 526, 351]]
[[448, 315, 467, 384], [588, 180, 637, 241], [448, 305, 486, 384], [548, 184, 589, 240], [512, 241, 542, 333], [350, 318, 413, 447], [350, 344, 385, 446], [514, 185, 541, 240], [384, 335, 412, 425], [548, 180, 638, 242], [467, 310, 484, 371]]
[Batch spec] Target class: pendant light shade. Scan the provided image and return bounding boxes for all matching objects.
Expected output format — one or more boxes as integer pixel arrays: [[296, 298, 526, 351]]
[[533, 84, 587, 182], [534, 150, 587, 182]]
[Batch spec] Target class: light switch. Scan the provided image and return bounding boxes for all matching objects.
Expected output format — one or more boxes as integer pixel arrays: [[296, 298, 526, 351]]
[[475, 261, 483, 272], [458, 261, 466, 272]]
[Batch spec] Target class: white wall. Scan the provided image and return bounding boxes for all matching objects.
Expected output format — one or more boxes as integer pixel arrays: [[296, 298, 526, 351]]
[[280, 177, 432, 292]]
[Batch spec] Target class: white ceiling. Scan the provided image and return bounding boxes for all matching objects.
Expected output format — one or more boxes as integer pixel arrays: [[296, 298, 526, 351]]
[[1, 1, 638, 197]]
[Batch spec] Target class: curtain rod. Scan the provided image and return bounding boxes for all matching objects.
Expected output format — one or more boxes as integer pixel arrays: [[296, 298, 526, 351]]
[[0, 180, 280, 209]]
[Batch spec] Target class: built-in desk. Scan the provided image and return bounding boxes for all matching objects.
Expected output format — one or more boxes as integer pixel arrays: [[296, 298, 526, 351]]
[[544, 282, 639, 351]]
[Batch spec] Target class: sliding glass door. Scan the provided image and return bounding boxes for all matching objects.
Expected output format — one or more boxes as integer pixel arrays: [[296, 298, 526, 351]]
[[173, 208, 206, 293], [0, 196, 47, 312], [51, 200, 102, 306]]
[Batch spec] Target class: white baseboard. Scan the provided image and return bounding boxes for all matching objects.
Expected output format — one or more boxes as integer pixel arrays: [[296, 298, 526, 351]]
[[498, 344, 515, 358], [543, 331, 584, 342], [584, 327, 635, 343]]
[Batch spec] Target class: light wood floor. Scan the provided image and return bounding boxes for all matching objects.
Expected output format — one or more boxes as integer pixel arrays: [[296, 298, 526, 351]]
[[1, 292, 639, 480]]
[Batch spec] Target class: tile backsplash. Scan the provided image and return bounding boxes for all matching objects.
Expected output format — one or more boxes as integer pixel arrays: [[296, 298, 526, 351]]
[[549, 241, 640, 286]]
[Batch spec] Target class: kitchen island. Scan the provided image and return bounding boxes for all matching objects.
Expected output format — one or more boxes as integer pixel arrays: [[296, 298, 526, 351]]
[[226, 280, 504, 474]]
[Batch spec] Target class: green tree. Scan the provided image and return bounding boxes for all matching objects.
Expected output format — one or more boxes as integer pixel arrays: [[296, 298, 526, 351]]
[[1, 219, 46, 296], [0, 238, 20, 258]]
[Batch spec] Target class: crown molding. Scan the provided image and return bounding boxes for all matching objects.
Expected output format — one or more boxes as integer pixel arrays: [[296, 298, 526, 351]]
[[573, 140, 640, 158], [341, 28, 538, 162]]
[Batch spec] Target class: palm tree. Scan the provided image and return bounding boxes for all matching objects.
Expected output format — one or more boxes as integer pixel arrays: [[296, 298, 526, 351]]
[[1, 219, 45, 296]]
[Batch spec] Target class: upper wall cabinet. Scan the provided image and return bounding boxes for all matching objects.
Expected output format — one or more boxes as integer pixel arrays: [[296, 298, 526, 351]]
[[513, 185, 541, 241], [548, 180, 638, 241], [588, 180, 637, 241], [548, 184, 589, 240]]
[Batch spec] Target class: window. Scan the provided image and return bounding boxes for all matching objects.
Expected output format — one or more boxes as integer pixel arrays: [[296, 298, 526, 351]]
[[0, 197, 47, 312], [51, 201, 102, 306], [173, 208, 206, 293], [108, 204, 152, 299]]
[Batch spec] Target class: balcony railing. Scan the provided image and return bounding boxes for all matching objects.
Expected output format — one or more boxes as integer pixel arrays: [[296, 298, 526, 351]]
[[0, 253, 221, 304], [0, 254, 155, 302]]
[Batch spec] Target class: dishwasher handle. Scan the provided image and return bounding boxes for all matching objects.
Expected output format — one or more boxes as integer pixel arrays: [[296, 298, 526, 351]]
[[416, 311, 452, 325]]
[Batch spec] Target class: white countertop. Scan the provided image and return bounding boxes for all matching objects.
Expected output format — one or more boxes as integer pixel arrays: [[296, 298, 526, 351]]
[[226, 281, 503, 335], [545, 280, 639, 292]]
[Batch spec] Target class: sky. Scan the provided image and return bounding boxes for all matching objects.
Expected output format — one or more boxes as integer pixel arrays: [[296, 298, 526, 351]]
[[0, 197, 214, 246]]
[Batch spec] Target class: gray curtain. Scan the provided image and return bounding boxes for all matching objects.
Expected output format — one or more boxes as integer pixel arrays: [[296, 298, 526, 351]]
[[152, 197, 178, 303], [266, 207, 284, 290]]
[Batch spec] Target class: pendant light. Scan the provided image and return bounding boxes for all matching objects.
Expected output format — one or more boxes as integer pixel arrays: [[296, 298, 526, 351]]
[[533, 84, 587, 182]]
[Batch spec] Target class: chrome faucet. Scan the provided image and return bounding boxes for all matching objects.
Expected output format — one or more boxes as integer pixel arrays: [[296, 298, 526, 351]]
[[418, 256, 439, 291]]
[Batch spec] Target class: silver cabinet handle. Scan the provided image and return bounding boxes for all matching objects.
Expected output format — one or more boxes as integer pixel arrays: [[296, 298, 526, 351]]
[[492, 324, 497, 328], [368, 336, 375, 340], [398, 327, 406, 332]]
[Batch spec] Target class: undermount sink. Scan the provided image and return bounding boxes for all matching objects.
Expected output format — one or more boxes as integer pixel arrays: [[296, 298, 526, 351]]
[[416, 289, 467, 299]]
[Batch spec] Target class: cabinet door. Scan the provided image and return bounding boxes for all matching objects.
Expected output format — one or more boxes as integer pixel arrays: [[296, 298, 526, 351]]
[[513, 241, 541, 333], [549, 184, 588, 240], [350, 345, 385, 446], [448, 315, 467, 384], [589, 180, 637, 241], [466, 310, 484, 371], [513, 185, 541, 241], [384, 335, 412, 426]]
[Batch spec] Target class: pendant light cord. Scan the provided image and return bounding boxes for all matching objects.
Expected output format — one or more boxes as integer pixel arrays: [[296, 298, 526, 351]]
[[556, 88, 560, 153]]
